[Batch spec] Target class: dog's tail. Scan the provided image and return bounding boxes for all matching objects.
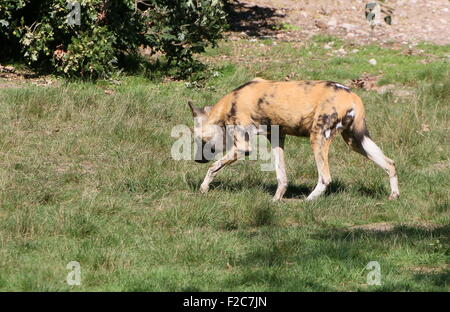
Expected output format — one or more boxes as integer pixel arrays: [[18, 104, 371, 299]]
[[350, 93, 371, 146]]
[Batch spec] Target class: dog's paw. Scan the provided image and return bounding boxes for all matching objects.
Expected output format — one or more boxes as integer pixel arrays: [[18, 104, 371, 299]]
[[199, 184, 209, 194], [272, 196, 283, 202], [388, 192, 399, 200]]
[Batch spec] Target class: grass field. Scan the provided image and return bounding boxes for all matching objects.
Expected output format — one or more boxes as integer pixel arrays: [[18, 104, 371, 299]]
[[0, 36, 449, 291]]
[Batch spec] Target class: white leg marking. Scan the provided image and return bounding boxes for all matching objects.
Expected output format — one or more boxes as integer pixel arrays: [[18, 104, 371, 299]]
[[199, 149, 238, 193], [272, 142, 287, 201], [361, 136, 388, 168], [361, 136, 399, 198], [389, 175, 400, 199], [306, 179, 327, 201]]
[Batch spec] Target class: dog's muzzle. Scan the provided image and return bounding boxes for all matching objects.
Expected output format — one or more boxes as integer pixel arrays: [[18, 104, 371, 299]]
[[195, 158, 210, 163], [194, 142, 214, 163]]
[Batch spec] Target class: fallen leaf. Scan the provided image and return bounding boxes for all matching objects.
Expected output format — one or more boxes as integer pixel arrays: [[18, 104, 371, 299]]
[[350, 73, 382, 90]]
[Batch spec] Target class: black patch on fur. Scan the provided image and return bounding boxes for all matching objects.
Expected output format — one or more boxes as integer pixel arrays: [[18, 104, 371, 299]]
[[257, 97, 265, 108], [295, 126, 310, 137], [318, 114, 330, 137], [257, 94, 270, 109], [318, 114, 329, 126], [317, 109, 342, 138], [230, 101, 236, 116], [251, 114, 271, 125], [341, 109, 354, 128], [330, 110, 338, 122], [226, 98, 237, 123], [232, 81, 257, 92], [353, 119, 371, 143], [330, 110, 338, 128], [260, 116, 272, 126], [294, 116, 313, 137], [251, 114, 272, 133]]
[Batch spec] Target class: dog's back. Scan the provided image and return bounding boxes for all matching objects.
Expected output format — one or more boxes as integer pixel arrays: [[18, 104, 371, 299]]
[[207, 78, 366, 138]]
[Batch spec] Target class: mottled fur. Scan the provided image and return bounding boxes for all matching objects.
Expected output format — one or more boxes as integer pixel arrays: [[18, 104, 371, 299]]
[[188, 78, 399, 201]]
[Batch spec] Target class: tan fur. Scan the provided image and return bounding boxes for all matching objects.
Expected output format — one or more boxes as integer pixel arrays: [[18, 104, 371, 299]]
[[208, 79, 364, 135], [189, 78, 399, 201]]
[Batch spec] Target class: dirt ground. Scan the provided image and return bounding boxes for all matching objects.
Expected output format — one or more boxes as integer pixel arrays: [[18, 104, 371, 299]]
[[227, 0, 450, 46]]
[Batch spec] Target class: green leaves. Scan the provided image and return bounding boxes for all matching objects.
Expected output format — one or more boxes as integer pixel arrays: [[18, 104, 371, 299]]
[[54, 26, 117, 79], [143, 0, 227, 74], [0, 0, 227, 79]]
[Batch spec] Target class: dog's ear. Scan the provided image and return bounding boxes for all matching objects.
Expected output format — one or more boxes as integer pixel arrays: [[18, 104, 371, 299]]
[[188, 101, 203, 117]]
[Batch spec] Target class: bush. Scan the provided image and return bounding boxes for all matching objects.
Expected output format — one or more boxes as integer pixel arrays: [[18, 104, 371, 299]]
[[0, 0, 27, 57], [0, 0, 227, 79], [53, 26, 118, 78]]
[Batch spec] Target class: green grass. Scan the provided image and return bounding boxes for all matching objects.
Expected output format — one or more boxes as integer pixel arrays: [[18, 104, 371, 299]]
[[0, 38, 449, 291]]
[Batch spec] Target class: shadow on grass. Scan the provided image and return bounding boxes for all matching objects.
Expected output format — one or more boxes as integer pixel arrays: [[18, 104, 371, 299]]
[[227, 224, 449, 290], [221, 268, 335, 291], [236, 236, 368, 266], [412, 270, 450, 288], [0, 72, 40, 80], [188, 175, 348, 199], [313, 224, 450, 241], [225, 0, 284, 36], [119, 53, 209, 82], [312, 224, 450, 288], [223, 234, 368, 291], [356, 184, 389, 199]]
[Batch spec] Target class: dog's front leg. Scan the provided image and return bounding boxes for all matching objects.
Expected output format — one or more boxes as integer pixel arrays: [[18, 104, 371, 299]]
[[199, 149, 238, 193], [272, 136, 287, 201]]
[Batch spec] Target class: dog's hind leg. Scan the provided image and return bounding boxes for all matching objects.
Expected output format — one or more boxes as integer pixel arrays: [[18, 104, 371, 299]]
[[199, 148, 238, 193], [272, 135, 287, 201], [341, 129, 399, 200]]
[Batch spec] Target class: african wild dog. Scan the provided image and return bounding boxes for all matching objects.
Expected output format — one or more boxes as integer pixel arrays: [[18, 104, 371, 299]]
[[188, 78, 399, 201]]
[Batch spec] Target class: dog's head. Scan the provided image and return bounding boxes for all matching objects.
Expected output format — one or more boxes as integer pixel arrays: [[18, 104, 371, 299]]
[[188, 101, 226, 163]]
